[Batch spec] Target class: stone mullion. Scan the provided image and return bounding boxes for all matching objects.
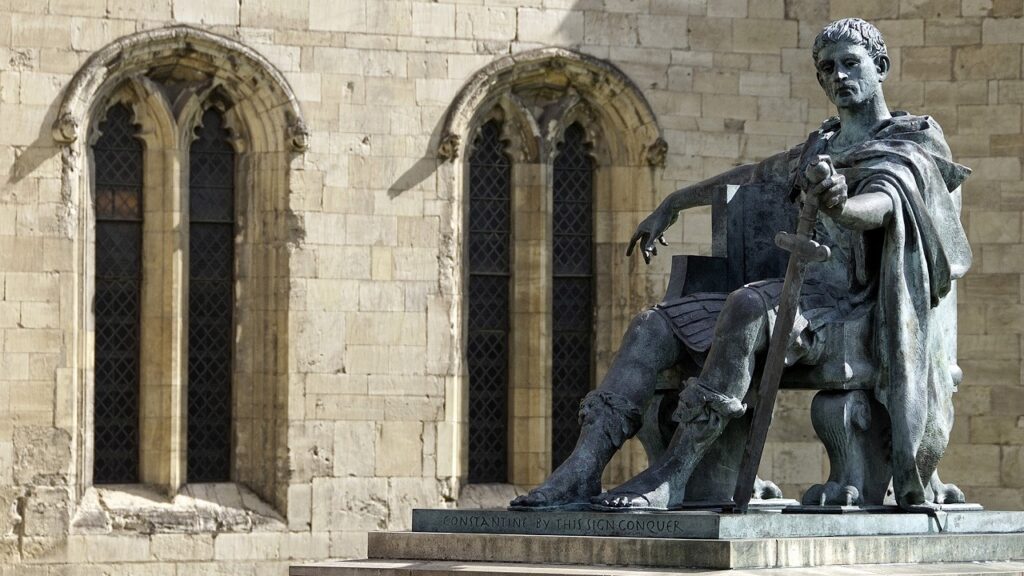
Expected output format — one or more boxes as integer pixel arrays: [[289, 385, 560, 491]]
[[508, 160, 552, 487]]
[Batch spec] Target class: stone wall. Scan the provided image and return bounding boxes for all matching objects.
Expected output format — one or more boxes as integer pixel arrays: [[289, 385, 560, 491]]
[[0, 1, 1021, 574]]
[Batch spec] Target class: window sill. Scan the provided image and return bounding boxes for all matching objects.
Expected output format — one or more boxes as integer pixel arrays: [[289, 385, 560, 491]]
[[71, 482, 286, 535]]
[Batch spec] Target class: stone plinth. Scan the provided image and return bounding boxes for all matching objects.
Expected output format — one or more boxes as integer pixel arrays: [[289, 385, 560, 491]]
[[290, 510, 1024, 574]]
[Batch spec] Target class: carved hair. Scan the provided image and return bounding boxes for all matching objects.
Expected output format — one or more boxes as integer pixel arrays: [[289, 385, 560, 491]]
[[812, 18, 888, 63]]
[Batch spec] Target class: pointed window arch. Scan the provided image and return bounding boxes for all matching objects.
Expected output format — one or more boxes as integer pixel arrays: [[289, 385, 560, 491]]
[[92, 103, 144, 485], [187, 108, 236, 483], [466, 119, 512, 483], [442, 48, 666, 487], [59, 26, 307, 511], [551, 123, 595, 470]]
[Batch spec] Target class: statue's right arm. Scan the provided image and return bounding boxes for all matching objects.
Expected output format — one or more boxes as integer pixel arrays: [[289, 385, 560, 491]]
[[627, 162, 762, 264]]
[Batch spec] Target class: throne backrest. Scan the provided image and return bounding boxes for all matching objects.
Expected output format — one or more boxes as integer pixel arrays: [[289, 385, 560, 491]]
[[665, 182, 798, 300]]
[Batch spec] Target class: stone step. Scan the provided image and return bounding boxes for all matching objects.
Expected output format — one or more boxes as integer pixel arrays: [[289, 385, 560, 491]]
[[291, 559, 1024, 576], [363, 531, 1024, 570]]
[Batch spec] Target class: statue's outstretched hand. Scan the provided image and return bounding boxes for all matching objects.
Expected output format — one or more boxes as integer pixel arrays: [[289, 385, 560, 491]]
[[805, 155, 847, 212], [626, 207, 673, 264]]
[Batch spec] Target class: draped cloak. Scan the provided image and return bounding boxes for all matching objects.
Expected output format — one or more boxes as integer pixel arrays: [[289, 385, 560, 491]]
[[814, 113, 972, 506]]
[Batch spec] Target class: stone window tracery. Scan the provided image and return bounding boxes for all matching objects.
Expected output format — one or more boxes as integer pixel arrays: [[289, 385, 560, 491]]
[[440, 48, 666, 488], [57, 26, 307, 518]]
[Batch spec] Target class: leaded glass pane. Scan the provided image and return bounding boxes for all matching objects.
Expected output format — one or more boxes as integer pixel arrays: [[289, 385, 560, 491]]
[[467, 120, 510, 484], [551, 123, 595, 470], [187, 108, 235, 483], [92, 103, 142, 484]]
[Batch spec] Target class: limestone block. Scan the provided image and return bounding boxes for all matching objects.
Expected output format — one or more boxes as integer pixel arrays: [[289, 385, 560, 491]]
[[739, 71, 791, 97], [412, 2, 456, 38], [11, 15, 70, 49], [990, 385, 1024, 415], [958, 105, 1021, 135], [702, 94, 759, 121], [970, 415, 1024, 445], [732, 19, 798, 54], [365, 1, 413, 36], [284, 532, 330, 560], [708, 0, 747, 17], [960, 274, 1020, 303], [991, 0, 1024, 16], [959, 333, 1021, 360], [293, 309, 346, 373], [307, 393, 385, 421], [0, 104, 50, 147], [309, 0, 366, 32], [687, 17, 732, 52], [290, 421, 334, 483], [315, 477, 388, 532], [384, 396, 444, 422], [1001, 446, 1024, 488], [150, 534, 215, 562], [386, 478, 446, 530], [652, 0, 707, 14], [780, 0, 825, 20], [287, 483, 312, 531], [106, 0, 172, 19], [753, 0, 782, 17], [13, 426, 69, 485], [213, 532, 282, 561], [998, 80, 1024, 104], [963, 157, 1022, 182], [955, 45, 1021, 80], [315, 246, 371, 280], [942, 443, 1002, 486], [902, 46, 952, 81], [66, 534, 151, 563], [456, 5, 517, 40], [239, 0, 310, 29], [926, 18, 981, 45], [901, 0, 962, 17], [767, 442, 826, 485], [376, 421, 423, 477], [924, 80, 988, 105], [585, 12, 638, 47], [334, 421, 376, 477], [330, 531, 368, 560], [518, 8, 584, 45], [172, 0, 239, 26]]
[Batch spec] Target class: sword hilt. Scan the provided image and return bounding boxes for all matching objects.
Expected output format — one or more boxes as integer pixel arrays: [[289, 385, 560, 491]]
[[775, 231, 831, 262]]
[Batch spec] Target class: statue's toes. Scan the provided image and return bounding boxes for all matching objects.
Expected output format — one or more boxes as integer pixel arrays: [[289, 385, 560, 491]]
[[802, 483, 826, 506], [839, 485, 861, 506], [935, 483, 965, 504], [510, 490, 548, 508], [759, 480, 784, 500]]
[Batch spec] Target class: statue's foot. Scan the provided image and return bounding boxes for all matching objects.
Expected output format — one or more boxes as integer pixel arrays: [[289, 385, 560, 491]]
[[929, 481, 965, 505], [752, 476, 784, 500], [589, 462, 677, 511], [508, 462, 599, 511], [802, 481, 862, 506]]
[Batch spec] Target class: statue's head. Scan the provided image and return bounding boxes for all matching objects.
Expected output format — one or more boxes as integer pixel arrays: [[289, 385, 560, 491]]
[[812, 18, 890, 109]]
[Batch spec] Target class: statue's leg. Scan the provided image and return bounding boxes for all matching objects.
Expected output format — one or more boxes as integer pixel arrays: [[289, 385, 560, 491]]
[[593, 287, 769, 510], [803, 390, 892, 506], [509, 309, 682, 509]]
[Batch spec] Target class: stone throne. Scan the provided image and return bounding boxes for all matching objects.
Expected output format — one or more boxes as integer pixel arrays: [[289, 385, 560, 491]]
[[636, 182, 965, 508]]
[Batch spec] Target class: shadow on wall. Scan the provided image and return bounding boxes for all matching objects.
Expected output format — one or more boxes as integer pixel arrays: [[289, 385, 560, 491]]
[[8, 95, 64, 186]]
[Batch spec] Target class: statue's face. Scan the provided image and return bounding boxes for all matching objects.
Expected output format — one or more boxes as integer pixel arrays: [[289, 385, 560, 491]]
[[815, 40, 888, 109]]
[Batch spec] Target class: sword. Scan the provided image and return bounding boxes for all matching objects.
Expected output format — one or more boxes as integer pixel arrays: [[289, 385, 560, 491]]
[[730, 154, 833, 513]]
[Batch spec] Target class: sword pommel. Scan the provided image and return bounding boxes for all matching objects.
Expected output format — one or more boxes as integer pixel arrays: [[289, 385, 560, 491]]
[[774, 231, 831, 262]]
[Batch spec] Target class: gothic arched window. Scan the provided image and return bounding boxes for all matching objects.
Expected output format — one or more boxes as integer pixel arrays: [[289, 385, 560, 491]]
[[551, 123, 595, 470], [92, 103, 144, 484], [466, 119, 512, 483], [187, 108, 236, 483]]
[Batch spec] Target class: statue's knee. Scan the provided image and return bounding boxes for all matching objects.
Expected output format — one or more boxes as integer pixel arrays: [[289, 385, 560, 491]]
[[722, 287, 767, 326], [626, 309, 672, 343]]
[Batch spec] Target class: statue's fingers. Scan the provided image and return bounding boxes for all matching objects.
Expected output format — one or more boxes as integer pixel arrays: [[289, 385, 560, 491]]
[[657, 235, 668, 246], [650, 244, 658, 256], [642, 249, 651, 265], [626, 231, 644, 257]]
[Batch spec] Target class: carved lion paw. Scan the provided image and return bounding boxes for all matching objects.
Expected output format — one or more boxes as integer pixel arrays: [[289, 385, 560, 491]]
[[802, 481, 862, 506]]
